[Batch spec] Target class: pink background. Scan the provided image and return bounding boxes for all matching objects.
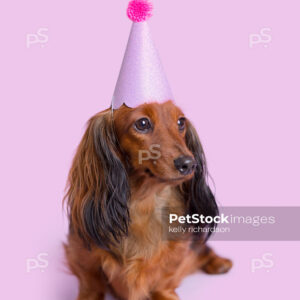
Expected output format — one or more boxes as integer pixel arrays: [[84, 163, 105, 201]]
[[1, 0, 299, 299]]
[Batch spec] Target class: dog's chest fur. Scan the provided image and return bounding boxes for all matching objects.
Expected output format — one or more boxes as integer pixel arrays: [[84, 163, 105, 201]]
[[123, 186, 183, 257], [103, 186, 196, 300]]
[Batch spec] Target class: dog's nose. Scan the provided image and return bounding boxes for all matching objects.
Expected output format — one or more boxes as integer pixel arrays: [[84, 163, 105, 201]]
[[174, 156, 196, 175]]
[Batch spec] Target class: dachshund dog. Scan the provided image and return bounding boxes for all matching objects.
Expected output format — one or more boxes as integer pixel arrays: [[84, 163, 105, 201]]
[[64, 101, 232, 300]]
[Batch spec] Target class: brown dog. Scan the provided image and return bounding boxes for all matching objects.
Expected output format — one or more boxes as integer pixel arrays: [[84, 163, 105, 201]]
[[64, 101, 232, 300]]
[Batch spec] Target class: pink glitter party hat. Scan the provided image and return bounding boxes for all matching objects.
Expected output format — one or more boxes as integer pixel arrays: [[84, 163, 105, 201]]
[[112, 0, 173, 109]]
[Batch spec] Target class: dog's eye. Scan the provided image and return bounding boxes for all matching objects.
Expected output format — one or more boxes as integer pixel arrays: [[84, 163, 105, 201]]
[[178, 117, 186, 131], [134, 118, 152, 133]]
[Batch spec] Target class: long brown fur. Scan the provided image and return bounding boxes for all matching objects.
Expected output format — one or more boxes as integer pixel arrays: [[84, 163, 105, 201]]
[[64, 101, 232, 300]]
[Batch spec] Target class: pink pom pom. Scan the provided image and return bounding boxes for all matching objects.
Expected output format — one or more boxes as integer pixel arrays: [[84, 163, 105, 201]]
[[127, 0, 153, 23]]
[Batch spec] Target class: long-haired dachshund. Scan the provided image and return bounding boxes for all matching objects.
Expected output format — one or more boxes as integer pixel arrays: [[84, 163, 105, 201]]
[[64, 101, 232, 300]]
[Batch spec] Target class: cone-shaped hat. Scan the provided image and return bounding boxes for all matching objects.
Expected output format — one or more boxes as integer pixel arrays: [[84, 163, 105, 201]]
[[112, 0, 173, 109]]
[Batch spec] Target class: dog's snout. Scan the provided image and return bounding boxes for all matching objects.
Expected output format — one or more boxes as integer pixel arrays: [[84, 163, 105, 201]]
[[174, 156, 196, 175]]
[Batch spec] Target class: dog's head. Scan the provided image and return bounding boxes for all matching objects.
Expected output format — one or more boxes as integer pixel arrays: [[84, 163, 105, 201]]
[[65, 101, 218, 249], [113, 101, 196, 183]]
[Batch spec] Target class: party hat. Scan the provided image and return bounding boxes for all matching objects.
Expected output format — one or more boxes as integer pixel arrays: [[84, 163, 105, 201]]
[[112, 0, 173, 109]]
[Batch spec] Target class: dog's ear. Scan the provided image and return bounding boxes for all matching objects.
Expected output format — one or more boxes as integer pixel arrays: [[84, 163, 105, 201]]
[[65, 110, 130, 249], [180, 121, 219, 240]]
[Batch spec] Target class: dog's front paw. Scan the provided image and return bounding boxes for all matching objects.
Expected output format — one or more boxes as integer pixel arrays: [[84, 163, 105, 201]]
[[202, 256, 233, 274], [151, 290, 179, 300]]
